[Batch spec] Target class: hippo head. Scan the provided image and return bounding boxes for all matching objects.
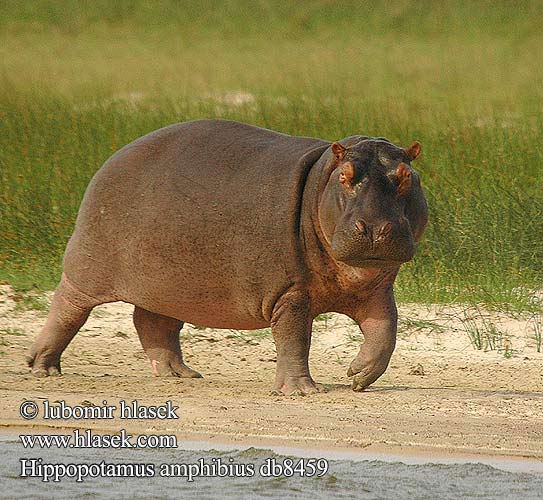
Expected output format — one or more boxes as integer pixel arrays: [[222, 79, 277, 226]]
[[318, 138, 427, 268]]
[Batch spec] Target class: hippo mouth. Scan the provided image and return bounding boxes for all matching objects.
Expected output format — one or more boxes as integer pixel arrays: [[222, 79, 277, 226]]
[[332, 250, 412, 268], [354, 257, 406, 268], [336, 252, 414, 268], [330, 226, 416, 269]]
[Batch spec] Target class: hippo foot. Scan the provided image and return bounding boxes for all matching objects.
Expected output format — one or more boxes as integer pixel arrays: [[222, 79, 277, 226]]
[[348, 364, 382, 392], [350, 373, 371, 392], [148, 353, 202, 378], [271, 375, 325, 396], [26, 347, 62, 378], [347, 348, 392, 392]]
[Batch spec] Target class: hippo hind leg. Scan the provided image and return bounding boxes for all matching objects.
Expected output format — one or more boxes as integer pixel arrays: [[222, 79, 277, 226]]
[[27, 274, 100, 377], [133, 306, 202, 378]]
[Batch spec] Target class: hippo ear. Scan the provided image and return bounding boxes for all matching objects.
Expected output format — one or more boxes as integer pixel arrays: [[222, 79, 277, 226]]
[[339, 161, 355, 186], [331, 142, 346, 161], [396, 162, 412, 197], [404, 141, 421, 161]]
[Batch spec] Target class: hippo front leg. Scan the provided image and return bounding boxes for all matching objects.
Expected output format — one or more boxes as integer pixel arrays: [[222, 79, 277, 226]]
[[270, 290, 322, 396], [348, 287, 397, 392]]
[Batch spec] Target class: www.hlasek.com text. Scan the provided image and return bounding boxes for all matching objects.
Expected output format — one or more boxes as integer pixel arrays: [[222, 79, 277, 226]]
[[20, 429, 178, 449]]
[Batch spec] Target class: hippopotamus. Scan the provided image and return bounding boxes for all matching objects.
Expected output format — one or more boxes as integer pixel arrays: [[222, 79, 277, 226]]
[[27, 119, 427, 394]]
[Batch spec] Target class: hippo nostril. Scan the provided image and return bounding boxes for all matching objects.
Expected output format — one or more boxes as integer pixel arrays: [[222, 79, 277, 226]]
[[375, 222, 392, 242], [355, 220, 369, 236]]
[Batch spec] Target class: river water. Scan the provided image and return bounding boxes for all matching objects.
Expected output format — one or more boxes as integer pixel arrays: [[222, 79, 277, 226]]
[[1, 434, 542, 499]]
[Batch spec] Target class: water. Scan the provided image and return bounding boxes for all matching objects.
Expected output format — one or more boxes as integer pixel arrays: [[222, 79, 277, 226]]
[[1, 434, 542, 500]]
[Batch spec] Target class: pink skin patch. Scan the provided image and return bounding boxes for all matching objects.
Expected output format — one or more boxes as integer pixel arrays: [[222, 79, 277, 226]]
[[151, 359, 160, 376]]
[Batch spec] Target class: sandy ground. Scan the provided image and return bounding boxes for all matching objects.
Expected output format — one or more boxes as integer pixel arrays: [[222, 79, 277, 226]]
[[0, 285, 542, 461]]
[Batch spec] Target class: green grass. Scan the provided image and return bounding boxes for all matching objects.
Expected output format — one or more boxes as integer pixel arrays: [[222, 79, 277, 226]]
[[399, 318, 447, 335], [12, 294, 49, 312], [0, 327, 25, 336], [0, 1, 542, 309], [226, 328, 272, 342], [459, 309, 512, 352], [532, 315, 542, 353]]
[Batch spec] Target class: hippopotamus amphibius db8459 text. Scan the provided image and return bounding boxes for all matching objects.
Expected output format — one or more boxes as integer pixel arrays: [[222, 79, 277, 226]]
[[27, 119, 427, 394]]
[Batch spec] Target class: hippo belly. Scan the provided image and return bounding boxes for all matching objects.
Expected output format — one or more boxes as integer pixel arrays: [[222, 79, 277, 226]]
[[62, 119, 328, 328]]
